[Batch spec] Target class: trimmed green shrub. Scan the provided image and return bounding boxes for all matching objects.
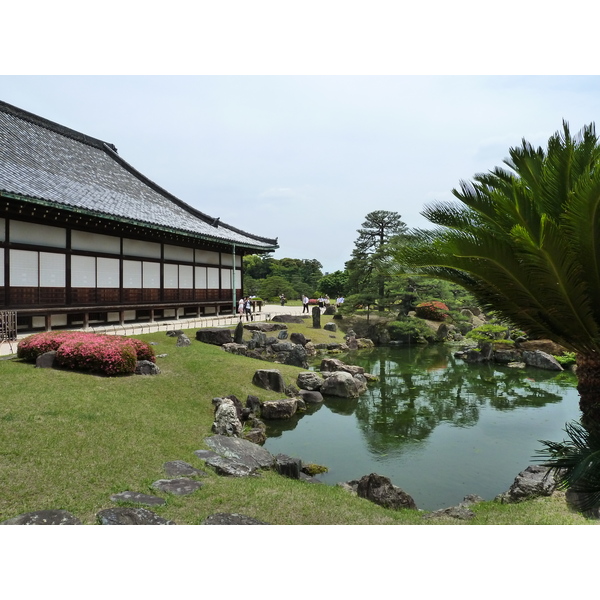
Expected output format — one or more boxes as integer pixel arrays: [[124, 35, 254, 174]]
[[388, 318, 432, 342]]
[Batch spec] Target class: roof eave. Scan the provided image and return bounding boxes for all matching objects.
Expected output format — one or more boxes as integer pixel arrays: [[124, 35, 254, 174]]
[[0, 191, 279, 252]]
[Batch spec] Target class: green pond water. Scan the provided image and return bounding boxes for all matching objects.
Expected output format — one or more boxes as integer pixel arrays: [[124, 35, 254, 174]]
[[263, 345, 580, 511]]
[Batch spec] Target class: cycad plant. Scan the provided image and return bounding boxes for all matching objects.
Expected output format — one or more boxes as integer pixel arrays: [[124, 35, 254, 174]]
[[395, 122, 600, 508], [536, 421, 600, 513]]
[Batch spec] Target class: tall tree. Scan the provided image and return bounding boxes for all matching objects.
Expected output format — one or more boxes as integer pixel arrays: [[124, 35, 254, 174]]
[[317, 270, 349, 298], [394, 122, 600, 508], [346, 210, 407, 309]]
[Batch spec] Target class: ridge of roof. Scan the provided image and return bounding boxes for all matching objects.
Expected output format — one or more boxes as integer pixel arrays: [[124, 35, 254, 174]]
[[0, 99, 118, 153], [0, 99, 278, 249]]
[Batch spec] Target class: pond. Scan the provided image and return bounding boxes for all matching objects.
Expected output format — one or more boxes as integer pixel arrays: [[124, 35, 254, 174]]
[[263, 345, 580, 511]]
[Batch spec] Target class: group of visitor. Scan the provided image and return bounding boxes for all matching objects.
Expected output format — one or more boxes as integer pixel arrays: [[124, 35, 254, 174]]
[[238, 297, 254, 321], [300, 294, 345, 314]]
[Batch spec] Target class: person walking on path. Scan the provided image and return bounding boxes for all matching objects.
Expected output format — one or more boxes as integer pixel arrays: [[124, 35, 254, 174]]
[[302, 294, 309, 313], [244, 297, 254, 321]]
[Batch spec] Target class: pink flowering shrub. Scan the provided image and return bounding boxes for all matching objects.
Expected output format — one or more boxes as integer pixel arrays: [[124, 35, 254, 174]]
[[17, 331, 155, 376], [17, 331, 84, 362], [124, 337, 155, 362], [415, 301, 450, 321]]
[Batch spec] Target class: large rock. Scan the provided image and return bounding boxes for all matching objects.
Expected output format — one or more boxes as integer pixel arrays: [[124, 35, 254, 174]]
[[196, 328, 233, 346], [222, 343, 248, 356], [274, 454, 302, 479], [1, 509, 82, 525], [522, 350, 563, 371], [212, 398, 243, 437], [320, 357, 365, 376], [496, 465, 558, 503], [204, 434, 275, 470], [353, 373, 368, 394], [251, 331, 268, 347], [356, 338, 375, 349], [281, 344, 308, 368], [244, 323, 287, 332], [175, 334, 191, 347], [243, 427, 267, 445], [355, 473, 417, 510], [35, 351, 57, 369], [135, 360, 161, 375], [260, 398, 297, 420], [271, 315, 305, 324], [290, 332, 309, 346], [271, 341, 294, 353], [493, 348, 522, 363], [320, 371, 362, 398], [298, 389, 324, 404], [423, 495, 483, 521], [297, 371, 325, 391], [519, 339, 567, 355], [234, 321, 245, 344], [203, 455, 258, 477], [97, 507, 175, 525], [312, 306, 321, 328], [252, 369, 285, 392], [324, 322, 337, 332]]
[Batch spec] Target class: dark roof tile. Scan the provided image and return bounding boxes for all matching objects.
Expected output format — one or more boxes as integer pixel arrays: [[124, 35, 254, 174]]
[[0, 100, 278, 251]]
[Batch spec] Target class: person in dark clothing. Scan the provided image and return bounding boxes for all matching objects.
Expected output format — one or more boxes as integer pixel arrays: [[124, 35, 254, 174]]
[[244, 297, 253, 321]]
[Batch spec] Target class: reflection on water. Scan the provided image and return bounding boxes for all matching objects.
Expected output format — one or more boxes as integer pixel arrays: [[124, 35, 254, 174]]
[[263, 345, 580, 511]]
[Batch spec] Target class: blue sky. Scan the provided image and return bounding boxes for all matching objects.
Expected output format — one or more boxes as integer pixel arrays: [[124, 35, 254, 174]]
[[3, 75, 600, 274]]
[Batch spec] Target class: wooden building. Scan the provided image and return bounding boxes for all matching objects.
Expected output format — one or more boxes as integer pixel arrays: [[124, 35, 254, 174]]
[[0, 100, 278, 333]]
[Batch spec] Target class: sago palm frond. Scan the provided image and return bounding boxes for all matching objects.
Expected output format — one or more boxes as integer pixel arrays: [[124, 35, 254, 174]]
[[537, 420, 600, 512]]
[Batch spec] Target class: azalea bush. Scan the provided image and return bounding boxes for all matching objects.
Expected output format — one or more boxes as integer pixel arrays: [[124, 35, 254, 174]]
[[414, 301, 450, 321], [17, 331, 155, 376]]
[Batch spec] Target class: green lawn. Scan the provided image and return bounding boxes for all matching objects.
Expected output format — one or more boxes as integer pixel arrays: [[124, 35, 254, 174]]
[[0, 317, 596, 525]]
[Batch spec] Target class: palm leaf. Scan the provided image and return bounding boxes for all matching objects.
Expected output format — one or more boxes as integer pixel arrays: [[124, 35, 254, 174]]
[[537, 420, 600, 512]]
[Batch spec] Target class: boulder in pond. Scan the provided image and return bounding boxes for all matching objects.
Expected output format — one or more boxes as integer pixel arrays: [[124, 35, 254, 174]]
[[355, 473, 417, 510], [297, 371, 324, 391], [260, 398, 297, 420], [298, 389, 324, 404], [495, 465, 557, 503], [320, 371, 362, 398], [522, 350, 563, 371]]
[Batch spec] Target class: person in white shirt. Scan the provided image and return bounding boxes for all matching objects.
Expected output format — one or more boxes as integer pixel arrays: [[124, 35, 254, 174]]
[[302, 294, 309, 313]]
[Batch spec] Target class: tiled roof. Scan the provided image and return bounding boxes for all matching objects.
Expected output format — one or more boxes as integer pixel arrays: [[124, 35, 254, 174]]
[[0, 100, 278, 251]]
